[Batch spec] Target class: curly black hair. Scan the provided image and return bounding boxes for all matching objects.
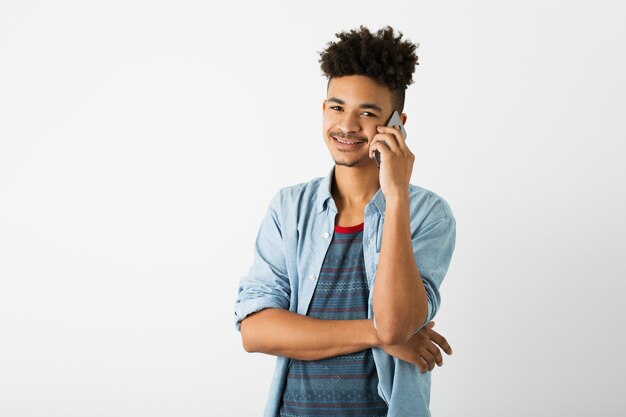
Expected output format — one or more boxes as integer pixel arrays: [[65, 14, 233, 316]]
[[319, 25, 419, 113]]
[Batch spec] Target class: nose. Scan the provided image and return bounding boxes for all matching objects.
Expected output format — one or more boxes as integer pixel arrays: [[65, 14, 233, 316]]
[[337, 112, 362, 134]]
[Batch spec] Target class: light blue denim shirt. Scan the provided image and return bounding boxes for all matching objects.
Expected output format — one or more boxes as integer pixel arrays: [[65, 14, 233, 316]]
[[234, 165, 456, 417]]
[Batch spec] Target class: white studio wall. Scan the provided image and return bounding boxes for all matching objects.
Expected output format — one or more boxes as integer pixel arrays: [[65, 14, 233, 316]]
[[1, 1, 625, 416]]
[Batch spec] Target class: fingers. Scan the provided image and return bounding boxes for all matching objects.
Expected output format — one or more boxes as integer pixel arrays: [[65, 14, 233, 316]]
[[384, 323, 453, 374], [429, 330, 453, 355], [425, 341, 444, 367], [369, 125, 406, 158], [418, 348, 437, 373], [369, 125, 414, 166], [416, 356, 430, 374], [369, 137, 392, 160], [376, 125, 407, 150], [370, 133, 399, 155], [416, 323, 452, 372], [368, 135, 405, 162]]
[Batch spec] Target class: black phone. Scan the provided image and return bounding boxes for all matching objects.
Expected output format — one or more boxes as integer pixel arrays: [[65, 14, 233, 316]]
[[374, 110, 407, 168]]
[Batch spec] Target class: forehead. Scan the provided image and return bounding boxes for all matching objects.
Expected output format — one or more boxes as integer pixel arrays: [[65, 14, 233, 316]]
[[327, 75, 392, 108]]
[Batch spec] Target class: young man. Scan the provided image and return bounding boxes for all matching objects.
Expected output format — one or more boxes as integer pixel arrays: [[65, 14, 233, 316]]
[[234, 26, 457, 417]]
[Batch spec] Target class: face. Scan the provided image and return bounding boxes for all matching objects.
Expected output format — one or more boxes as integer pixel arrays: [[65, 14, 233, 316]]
[[322, 75, 398, 168]]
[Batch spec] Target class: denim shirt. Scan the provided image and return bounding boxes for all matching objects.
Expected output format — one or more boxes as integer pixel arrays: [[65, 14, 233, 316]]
[[234, 165, 456, 417]]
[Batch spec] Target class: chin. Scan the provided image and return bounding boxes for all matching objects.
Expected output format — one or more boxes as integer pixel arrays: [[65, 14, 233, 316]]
[[333, 155, 368, 168], [335, 161, 359, 168]]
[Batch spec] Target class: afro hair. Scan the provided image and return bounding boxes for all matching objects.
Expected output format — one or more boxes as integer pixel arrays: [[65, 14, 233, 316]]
[[318, 25, 419, 113]]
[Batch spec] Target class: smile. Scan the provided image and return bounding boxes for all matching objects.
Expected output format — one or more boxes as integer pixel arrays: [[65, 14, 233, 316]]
[[333, 136, 365, 145]]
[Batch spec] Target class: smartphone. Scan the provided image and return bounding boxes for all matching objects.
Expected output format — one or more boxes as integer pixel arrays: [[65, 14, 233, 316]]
[[374, 110, 407, 168]]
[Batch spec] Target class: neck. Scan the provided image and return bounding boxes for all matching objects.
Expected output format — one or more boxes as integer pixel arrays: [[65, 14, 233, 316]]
[[331, 164, 380, 211]]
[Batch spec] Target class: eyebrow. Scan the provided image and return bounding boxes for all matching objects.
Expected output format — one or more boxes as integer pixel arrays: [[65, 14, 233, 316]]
[[327, 97, 383, 112]]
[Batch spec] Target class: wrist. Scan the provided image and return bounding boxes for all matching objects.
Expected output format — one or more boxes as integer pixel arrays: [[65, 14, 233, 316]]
[[365, 319, 384, 348], [385, 190, 409, 207]]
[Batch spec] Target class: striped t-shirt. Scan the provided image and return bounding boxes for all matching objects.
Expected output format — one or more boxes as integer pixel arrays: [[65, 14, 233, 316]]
[[278, 222, 388, 417]]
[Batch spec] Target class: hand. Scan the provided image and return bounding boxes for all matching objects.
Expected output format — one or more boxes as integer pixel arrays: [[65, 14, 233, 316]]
[[380, 321, 453, 374], [369, 125, 415, 199]]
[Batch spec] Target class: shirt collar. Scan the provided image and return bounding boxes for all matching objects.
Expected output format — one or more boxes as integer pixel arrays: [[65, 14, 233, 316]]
[[316, 165, 387, 218]]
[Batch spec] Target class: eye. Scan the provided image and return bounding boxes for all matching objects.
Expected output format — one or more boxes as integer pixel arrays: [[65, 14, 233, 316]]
[[330, 106, 342, 111], [362, 112, 377, 117]]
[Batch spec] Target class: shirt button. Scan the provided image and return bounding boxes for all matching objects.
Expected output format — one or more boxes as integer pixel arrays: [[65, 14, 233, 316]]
[[308, 274, 317, 281], [323, 232, 330, 239]]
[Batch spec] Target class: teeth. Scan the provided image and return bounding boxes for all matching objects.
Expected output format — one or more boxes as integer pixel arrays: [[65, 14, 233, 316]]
[[336, 138, 361, 144]]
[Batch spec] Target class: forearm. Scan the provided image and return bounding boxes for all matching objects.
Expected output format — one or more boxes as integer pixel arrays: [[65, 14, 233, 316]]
[[373, 193, 428, 344], [240, 308, 382, 360]]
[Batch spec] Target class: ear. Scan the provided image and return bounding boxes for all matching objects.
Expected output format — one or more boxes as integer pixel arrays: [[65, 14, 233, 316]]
[[322, 99, 327, 112], [401, 113, 408, 125]]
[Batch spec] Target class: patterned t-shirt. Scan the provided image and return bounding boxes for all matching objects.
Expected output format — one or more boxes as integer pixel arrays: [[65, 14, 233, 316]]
[[278, 222, 388, 417]]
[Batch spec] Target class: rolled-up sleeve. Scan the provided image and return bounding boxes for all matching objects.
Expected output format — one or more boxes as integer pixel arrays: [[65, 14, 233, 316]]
[[412, 203, 456, 332], [234, 191, 291, 332]]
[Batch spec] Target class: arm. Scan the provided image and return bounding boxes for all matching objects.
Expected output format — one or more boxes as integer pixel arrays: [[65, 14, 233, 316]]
[[382, 321, 453, 374], [373, 197, 457, 345], [235, 192, 382, 360], [369, 125, 457, 346], [372, 194, 427, 345], [240, 308, 381, 360], [242, 307, 453, 375], [236, 188, 453, 366]]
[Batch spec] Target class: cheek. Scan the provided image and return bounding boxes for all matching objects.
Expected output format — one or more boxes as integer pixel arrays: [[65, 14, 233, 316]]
[[322, 116, 335, 134], [363, 125, 378, 141]]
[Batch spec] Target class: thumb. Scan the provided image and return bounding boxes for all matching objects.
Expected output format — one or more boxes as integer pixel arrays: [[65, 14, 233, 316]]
[[426, 321, 435, 328]]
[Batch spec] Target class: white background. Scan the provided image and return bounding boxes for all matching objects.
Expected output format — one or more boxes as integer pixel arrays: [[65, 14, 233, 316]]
[[1, 1, 625, 416]]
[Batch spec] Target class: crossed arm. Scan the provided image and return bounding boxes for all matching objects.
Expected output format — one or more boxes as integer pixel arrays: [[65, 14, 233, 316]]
[[240, 308, 452, 374], [238, 191, 456, 373]]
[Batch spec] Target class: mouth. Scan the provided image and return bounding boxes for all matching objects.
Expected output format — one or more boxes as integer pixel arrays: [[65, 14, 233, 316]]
[[332, 136, 366, 149]]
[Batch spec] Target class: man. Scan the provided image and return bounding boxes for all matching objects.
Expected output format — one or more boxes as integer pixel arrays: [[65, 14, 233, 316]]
[[234, 26, 456, 417]]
